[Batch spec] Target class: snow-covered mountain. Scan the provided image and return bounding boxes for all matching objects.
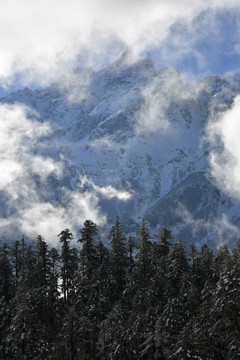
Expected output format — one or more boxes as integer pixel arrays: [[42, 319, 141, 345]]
[[1, 52, 240, 248]]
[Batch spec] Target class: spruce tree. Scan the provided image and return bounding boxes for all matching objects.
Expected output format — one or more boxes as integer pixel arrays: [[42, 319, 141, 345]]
[[75, 220, 99, 312], [95, 238, 111, 317], [166, 239, 189, 297], [136, 217, 153, 285], [58, 228, 78, 303], [108, 217, 128, 301], [0, 243, 14, 303], [78, 220, 98, 279], [72, 220, 101, 359], [0, 244, 14, 360], [10, 240, 22, 289], [127, 236, 135, 286]]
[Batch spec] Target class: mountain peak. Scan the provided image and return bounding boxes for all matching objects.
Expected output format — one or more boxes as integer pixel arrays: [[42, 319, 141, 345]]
[[1, 59, 240, 249], [110, 51, 155, 74], [157, 67, 182, 82]]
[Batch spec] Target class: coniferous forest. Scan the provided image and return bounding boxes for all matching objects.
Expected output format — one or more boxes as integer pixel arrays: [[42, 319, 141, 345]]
[[0, 217, 240, 360]]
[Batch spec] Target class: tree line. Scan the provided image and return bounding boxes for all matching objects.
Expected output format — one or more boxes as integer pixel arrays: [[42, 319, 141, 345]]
[[0, 217, 240, 359]]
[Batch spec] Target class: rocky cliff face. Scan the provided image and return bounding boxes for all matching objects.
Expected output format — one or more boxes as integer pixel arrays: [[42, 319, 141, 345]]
[[1, 54, 240, 248]]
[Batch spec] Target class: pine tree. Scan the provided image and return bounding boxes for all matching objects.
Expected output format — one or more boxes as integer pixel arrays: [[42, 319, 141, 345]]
[[10, 240, 22, 289], [0, 244, 14, 360], [6, 242, 41, 359], [34, 235, 50, 286], [153, 227, 172, 276], [136, 217, 153, 285], [151, 227, 173, 312], [232, 239, 240, 266], [108, 217, 128, 301], [214, 244, 232, 279], [95, 238, 111, 317], [166, 239, 189, 297], [58, 228, 78, 303], [199, 243, 214, 287], [127, 236, 135, 286], [47, 246, 61, 353], [32, 236, 61, 357], [0, 243, 14, 303], [72, 221, 103, 359], [78, 220, 98, 279], [98, 297, 133, 360], [177, 244, 201, 327], [74, 220, 99, 312], [158, 227, 172, 257], [127, 219, 159, 359], [209, 265, 240, 359]]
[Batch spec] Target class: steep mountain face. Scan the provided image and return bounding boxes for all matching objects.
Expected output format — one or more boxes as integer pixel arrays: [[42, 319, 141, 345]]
[[1, 54, 240, 248]]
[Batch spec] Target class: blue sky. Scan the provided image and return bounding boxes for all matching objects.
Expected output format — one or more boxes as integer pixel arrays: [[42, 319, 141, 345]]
[[146, 9, 240, 80], [1, 1, 240, 98]]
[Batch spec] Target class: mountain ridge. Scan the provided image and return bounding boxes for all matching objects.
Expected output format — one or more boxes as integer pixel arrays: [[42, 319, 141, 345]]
[[1, 56, 240, 248]]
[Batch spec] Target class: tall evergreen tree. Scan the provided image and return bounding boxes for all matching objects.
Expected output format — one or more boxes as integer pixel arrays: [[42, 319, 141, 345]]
[[158, 227, 172, 257], [0, 244, 14, 360], [78, 220, 98, 279], [108, 217, 128, 301], [166, 239, 189, 297], [136, 217, 153, 285], [127, 236, 135, 286], [75, 220, 99, 311], [72, 221, 102, 359], [153, 227, 172, 277], [199, 243, 214, 287], [6, 242, 41, 359], [95, 238, 111, 317], [58, 228, 78, 303], [214, 244, 232, 279], [0, 244, 14, 303], [10, 240, 22, 289]]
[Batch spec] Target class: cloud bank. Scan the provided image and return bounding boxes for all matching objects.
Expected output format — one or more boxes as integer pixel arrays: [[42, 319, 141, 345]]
[[207, 96, 240, 199], [80, 176, 133, 201], [0, 103, 106, 245], [136, 67, 183, 134], [176, 203, 240, 248], [1, 0, 240, 88], [1, 0, 240, 245]]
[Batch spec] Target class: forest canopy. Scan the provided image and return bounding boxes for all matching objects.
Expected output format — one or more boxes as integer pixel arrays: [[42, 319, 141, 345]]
[[0, 217, 240, 359]]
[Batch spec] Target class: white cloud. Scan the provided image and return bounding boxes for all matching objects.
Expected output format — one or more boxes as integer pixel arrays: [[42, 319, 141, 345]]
[[207, 95, 240, 198], [0, 103, 54, 184], [176, 203, 240, 247], [88, 136, 116, 148], [93, 184, 132, 201], [135, 67, 183, 134], [52, 67, 94, 104], [0, 103, 106, 245], [1, 1, 240, 87], [80, 176, 133, 201], [19, 190, 106, 246], [0, 160, 22, 189], [1, 1, 240, 244]]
